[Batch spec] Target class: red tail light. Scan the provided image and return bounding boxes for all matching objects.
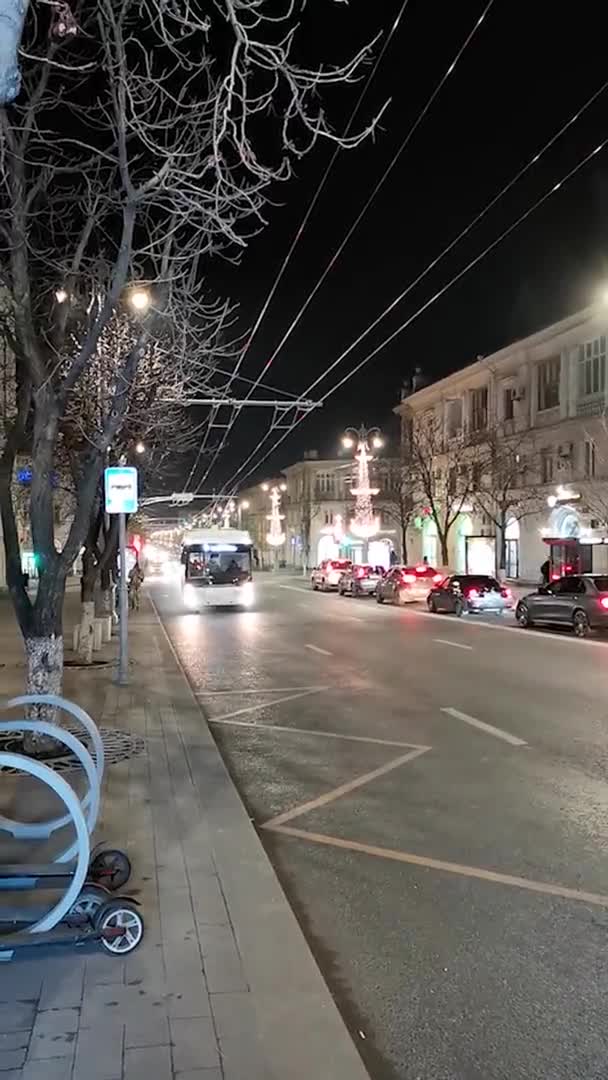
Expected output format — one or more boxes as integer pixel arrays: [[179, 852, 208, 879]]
[[600, 596, 608, 610], [501, 587, 512, 599], [402, 573, 416, 583], [551, 573, 560, 581], [356, 567, 365, 578], [467, 587, 479, 598], [433, 573, 442, 583]]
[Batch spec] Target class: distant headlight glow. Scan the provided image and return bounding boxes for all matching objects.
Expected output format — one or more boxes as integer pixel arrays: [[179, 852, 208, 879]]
[[183, 583, 198, 608], [242, 582, 254, 606]]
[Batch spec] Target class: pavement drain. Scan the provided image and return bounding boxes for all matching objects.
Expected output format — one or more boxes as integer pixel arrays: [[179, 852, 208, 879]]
[[0, 726, 145, 774]]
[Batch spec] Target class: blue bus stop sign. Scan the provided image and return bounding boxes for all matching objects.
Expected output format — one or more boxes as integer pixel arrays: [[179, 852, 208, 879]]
[[104, 467, 138, 515]]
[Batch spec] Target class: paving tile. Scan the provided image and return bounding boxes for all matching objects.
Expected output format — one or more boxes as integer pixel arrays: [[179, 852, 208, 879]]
[[0, 1030, 30, 1051], [124, 1013, 169, 1048], [31, 1008, 79, 1037], [27, 1029, 77, 1061], [169, 1016, 220, 1072], [38, 958, 85, 1010], [198, 927, 247, 994], [0, 1002, 36, 1033], [124, 1044, 172, 1080], [0, 1045, 27, 1069], [72, 1022, 125, 1079], [176, 1071, 222, 1080], [22, 1058, 74, 1079]]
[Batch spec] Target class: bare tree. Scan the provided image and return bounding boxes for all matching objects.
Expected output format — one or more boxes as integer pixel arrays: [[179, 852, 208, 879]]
[[407, 410, 481, 567], [375, 458, 415, 562], [297, 472, 320, 575], [473, 429, 542, 577], [0, 0, 380, 718]]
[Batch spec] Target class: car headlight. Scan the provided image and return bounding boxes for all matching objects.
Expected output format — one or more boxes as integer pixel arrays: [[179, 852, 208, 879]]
[[241, 582, 254, 606]]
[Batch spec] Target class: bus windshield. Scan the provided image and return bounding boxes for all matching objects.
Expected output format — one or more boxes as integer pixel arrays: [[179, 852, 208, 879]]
[[186, 545, 251, 585]]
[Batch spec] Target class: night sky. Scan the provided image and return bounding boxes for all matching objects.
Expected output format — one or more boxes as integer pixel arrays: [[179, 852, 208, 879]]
[[195, 1, 608, 494]]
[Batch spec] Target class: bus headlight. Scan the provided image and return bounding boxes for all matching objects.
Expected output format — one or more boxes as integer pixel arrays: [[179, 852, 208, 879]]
[[183, 583, 198, 608], [241, 582, 254, 606]]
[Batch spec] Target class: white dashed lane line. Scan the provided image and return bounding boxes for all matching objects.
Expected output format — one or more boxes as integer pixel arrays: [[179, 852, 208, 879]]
[[305, 643, 334, 656], [433, 638, 474, 651], [441, 706, 527, 746]]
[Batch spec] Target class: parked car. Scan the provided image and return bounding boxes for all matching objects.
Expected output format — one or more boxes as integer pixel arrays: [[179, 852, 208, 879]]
[[376, 564, 442, 605], [427, 574, 513, 615], [515, 574, 608, 637], [338, 564, 384, 597], [311, 558, 352, 591]]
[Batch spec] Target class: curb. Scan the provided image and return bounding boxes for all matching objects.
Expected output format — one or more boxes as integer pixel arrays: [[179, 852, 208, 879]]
[[150, 596, 371, 1080]]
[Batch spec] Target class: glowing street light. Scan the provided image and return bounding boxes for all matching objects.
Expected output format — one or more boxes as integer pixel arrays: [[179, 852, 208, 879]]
[[266, 486, 286, 547], [55, 287, 68, 304], [135, 441, 146, 455], [129, 287, 151, 313], [343, 425, 382, 543]]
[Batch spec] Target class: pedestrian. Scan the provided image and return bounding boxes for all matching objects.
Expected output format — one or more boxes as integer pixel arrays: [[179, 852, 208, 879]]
[[128, 560, 144, 611], [540, 557, 550, 585]]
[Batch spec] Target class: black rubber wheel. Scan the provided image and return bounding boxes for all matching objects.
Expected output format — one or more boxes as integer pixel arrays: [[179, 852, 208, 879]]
[[573, 609, 590, 638], [454, 600, 464, 617], [376, 592, 384, 604], [89, 849, 132, 891], [516, 603, 532, 628], [96, 899, 144, 956], [427, 597, 437, 613]]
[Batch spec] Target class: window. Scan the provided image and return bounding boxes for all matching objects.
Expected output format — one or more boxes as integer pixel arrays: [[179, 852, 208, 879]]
[[446, 398, 463, 438], [584, 438, 596, 478], [470, 461, 482, 489], [316, 472, 334, 496], [541, 449, 554, 484], [579, 337, 606, 398], [503, 387, 515, 421], [537, 356, 560, 411], [554, 576, 585, 595], [324, 511, 334, 525], [470, 387, 488, 432]]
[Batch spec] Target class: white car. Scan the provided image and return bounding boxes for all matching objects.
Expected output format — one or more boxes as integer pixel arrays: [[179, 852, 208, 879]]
[[311, 558, 352, 591], [376, 564, 442, 604]]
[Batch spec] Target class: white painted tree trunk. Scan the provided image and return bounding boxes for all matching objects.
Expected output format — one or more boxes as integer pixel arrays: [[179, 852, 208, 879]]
[[97, 586, 117, 625], [23, 635, 64, 755], [76, 601, 95, 664]]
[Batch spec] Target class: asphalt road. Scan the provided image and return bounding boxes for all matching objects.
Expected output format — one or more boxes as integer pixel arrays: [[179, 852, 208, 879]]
[[151, 573, 608, 1080]]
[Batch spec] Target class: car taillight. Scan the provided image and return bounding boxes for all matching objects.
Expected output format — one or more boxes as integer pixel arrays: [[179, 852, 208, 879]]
[[467, 588, 478, 598], [600, 596, 608, 610], [433, 573, 442, 583], [356, 568, 365, 578], [402, 573, 416, 583], [501, 587, 512, 599]]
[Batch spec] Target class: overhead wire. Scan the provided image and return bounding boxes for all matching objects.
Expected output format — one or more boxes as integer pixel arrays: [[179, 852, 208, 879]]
[[201, 0, 495, 497], [225, 132, 608, 492], [190, 0, 427, 494]]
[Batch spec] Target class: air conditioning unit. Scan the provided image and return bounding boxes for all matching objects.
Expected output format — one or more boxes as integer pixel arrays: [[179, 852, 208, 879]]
[[512, 387, 526, 402], [558, 442, 573, 457]]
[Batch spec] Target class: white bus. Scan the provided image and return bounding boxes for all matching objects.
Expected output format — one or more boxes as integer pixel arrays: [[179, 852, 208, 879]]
[[181, 528, 255, 609]]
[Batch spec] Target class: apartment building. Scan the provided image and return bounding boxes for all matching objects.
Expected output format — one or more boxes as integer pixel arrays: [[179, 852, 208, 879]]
[[239, 450, 401, 570], [395, 303, 608, 581]]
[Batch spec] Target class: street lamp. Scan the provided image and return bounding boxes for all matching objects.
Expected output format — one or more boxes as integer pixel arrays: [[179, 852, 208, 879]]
[[128, 287, 151, 313], [55, 287, 68, 304], [343, 425, 382, 547], [135, 441, 146, 455]]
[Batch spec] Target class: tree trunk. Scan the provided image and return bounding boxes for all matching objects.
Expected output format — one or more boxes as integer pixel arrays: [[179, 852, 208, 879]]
[[497, 513, 507, 580], [77, 550, 97, 664], [96, 569, 115, 624], [440, 533, 450, 569], [400, 521, 408, 563], [22, 571, 66, 756]]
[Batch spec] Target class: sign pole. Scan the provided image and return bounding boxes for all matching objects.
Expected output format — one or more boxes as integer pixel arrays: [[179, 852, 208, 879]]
[[104, 466, 138, 688], [117, 511, 129, 686]]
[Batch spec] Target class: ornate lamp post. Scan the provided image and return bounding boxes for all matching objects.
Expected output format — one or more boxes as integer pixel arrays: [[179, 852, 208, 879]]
[[342, 426, 383, 559]]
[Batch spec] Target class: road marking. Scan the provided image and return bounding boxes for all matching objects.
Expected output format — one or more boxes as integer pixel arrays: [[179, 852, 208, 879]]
[[199, 686, 328, 695], [279, 584, 311, 594], [433, 639, 473, 651], [208, 717, 428, 750], [410, 606, 608, 648], [207, 688, 327, 723], [267, 826, 608, 909], [262, 747, 430, 829], [305, 643, 333, 656], [441, 706, 526, 746]]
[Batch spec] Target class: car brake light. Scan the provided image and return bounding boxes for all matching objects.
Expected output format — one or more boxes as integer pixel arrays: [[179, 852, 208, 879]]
[[600, 597, 608, 610], [402, 573, 416, 583], [433, 573, 442, 583], [551, 573, 560, 581], [467, 587, 478, 598], [356, 567, 365, 578], [502, 587, 512, 598]]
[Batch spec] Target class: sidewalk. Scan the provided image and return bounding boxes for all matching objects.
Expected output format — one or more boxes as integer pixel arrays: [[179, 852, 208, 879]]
[[0, 592, 369, 1080]]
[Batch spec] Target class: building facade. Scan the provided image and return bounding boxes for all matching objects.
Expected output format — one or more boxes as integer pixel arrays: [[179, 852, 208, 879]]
[[396, 303, 608, 581], [239, 450, 402, 571]]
